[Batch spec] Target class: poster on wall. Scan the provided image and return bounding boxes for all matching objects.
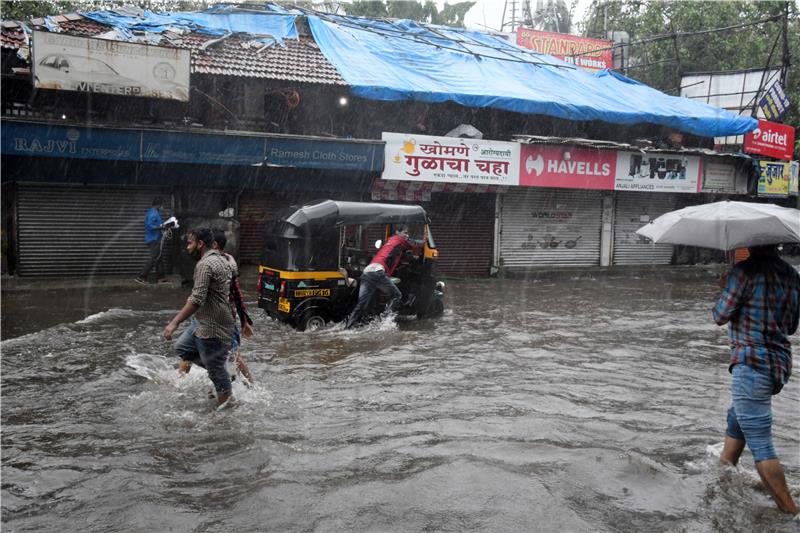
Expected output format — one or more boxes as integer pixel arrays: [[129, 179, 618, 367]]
[[614, 152, 701, 193], [758, 160, 792, 197], [701, 160, 737, 192], [32, 30, 190, 101], [743, 119, 795, 161], [382, 133, 519, 186], [519, 144, 616, 189], [790, 161, 799, 196]]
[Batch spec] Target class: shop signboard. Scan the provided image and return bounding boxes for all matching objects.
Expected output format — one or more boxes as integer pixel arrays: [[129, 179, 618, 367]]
[[265, 137, 383, 172], [790, 161, 799, 196], [757, 160, 791, 197], [519, 144, 616, 189], [700, 160, 737, 192], [516, 27, 612, 71], [143, 131, 265, 165], [32, 30, 190, 101], [614, 152, 701, 193], [1, 121, 139, 160], [743, 119, 795, 161], [382, 133, 519, 186]]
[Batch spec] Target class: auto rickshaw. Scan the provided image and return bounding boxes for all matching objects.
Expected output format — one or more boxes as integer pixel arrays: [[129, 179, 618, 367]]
[[257, 200, 445, 331]]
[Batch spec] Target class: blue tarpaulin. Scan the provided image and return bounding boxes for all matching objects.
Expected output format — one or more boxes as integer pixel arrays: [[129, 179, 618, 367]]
[[81, 6, 298, 44], [307, 15, 757, 138]]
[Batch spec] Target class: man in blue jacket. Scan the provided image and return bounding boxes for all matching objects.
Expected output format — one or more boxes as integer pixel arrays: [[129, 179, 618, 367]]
[[135, 198, 166, 284]]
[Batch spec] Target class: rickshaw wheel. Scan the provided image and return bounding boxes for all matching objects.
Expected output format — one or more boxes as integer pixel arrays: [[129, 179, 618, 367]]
[[299, 310, 328, 331]]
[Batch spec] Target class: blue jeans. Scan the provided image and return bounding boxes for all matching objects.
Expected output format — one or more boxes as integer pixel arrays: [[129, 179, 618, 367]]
[[726, 364, 776, 462], [345, 269, 402, 328], [174, 321, 232, 395]]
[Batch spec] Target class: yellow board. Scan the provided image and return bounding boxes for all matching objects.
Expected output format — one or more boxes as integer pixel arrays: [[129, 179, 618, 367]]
[[259, 266, 345, 281], [278, 297, 290, 313]]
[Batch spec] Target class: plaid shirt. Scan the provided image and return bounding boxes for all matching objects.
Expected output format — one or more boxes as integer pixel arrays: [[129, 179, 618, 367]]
[[713, 258, 800, 392], [189, 249, 234, 343]]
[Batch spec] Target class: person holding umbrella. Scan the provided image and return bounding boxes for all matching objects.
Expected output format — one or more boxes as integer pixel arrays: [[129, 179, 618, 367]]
[[637, 200, 800, 514], [713, 244, 799, 515]]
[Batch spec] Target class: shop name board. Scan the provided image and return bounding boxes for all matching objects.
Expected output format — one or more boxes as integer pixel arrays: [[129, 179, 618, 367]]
[[791, 161, 799, 196], [265, 138, 383, 172], [744, 120, 795, 161], [520, 145, 616, 189], [382, 133, 520, 186], [516, 27, 613, 71], [2, 122, 383, 172], [614, 152, 701, 193], [32, 30, 190, 102], [758, 160, 792, 197]]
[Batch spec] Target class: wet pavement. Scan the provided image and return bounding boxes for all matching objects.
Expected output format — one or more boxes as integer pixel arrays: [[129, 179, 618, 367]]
[[2, 265, 799, 532]]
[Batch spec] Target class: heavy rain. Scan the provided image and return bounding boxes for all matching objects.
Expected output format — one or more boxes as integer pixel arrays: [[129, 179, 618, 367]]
[[2, 1, 800, 532]]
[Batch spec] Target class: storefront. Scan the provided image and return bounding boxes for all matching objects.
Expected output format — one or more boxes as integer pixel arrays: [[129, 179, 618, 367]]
[[1, 120, 383, 277]]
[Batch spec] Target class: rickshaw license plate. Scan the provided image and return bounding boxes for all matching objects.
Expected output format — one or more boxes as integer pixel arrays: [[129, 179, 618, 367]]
[[278, 298, 290, 313], [294, 289, 331, 298]]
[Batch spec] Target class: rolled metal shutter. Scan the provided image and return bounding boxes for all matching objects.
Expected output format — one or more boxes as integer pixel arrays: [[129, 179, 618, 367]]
[[500, 187, 603, 268], [425, 193, 495, 277], [17, 184, 170, 277], [612, 192, 677, 265], [239, 191, 364, 265]]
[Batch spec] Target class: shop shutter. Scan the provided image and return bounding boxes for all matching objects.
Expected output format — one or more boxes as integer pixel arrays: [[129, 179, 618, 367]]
[[424, 193, 495, 277], [499, 187, 603, 268], [238, 191, 363, 265], [612, 192, 677, 265], [16, 184, 171, 277]]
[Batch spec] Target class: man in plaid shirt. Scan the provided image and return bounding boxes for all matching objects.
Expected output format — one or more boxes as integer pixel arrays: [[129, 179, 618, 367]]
[[713, 244, 799, 515]]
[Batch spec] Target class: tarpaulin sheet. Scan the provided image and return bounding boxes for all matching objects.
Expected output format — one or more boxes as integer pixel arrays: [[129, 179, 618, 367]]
[[307, 15, 757, 138], [81, 6, 298, 42]]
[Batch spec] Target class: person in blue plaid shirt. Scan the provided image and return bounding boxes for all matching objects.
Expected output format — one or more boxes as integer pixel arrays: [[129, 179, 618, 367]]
[[713, 244, 799, 515]]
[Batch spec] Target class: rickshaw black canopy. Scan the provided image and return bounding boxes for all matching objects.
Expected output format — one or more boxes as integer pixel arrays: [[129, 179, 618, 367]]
[[273, 200, 429, 238]]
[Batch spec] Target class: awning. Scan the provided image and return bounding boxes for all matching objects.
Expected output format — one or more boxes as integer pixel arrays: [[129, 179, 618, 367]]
[[308, 15, 757, 138], [372, 179, 506, 202]]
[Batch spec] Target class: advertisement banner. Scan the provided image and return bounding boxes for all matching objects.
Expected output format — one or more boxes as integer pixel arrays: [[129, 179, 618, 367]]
[[701, 161, 737, 192], [382, 133, 519, 186], [614, 152, 701, 193], [32, 30, 190, 101], [790, 161, 799, 196], [516, 27, 613, 71], [758, 160, 791, 197], [743, 119, 795, 161], [758, 81, 790, 122], [519, 144, 616, 189]]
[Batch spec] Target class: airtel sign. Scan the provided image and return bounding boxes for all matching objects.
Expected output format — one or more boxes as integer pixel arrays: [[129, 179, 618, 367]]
[[744, 120, 795, 161], [519, 144, 616, 189]]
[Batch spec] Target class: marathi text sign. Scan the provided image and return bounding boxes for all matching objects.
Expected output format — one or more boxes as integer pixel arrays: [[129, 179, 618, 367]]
[[744, 119, 795, 161], [382, 133, 519, 186], [701, 161, 737, 192], [519, 144, 616, 189], [32, 30, 190, 101], [614, 152, 701, 193], [758, 160, 792, 197], [516, 28, 612, 71]]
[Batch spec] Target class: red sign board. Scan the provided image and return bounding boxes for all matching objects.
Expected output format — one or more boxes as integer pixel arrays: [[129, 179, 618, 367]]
[[516, 28, 613, 71], [744, 119, 795, 161], [519, 144, 616, 189]]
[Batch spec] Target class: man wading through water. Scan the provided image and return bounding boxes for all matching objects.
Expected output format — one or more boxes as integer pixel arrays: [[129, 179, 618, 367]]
[[164, 228, 235, 407], [713, 244, 799, 515]]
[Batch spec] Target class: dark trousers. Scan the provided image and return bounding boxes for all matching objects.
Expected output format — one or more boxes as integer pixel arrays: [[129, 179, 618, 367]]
[[345, 269, 402, 328], [139, 239, 163, 280]]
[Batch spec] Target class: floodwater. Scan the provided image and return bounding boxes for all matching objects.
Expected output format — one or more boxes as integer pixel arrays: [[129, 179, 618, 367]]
[[2, 270, 799, 532]]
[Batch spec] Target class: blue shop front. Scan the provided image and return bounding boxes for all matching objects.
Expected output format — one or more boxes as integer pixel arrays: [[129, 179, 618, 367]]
[[1, 120, 383, 277]]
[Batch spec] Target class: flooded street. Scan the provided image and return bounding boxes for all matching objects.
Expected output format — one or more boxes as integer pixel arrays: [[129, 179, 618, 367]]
[[2, 270, 799, 532]]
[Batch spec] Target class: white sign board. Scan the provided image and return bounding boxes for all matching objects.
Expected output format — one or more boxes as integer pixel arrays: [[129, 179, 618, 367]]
[[614, 152, 701, 193], [701, 161, 737, 192], [33, 30, 190, 101], [382, 132, 520, 186]]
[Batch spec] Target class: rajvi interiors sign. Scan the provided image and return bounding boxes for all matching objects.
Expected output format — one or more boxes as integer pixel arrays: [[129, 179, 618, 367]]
[[744, 119, 795, 161]]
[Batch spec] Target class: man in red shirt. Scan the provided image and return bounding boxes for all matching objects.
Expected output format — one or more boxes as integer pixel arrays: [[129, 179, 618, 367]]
[[345, 225, 421, 329]]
